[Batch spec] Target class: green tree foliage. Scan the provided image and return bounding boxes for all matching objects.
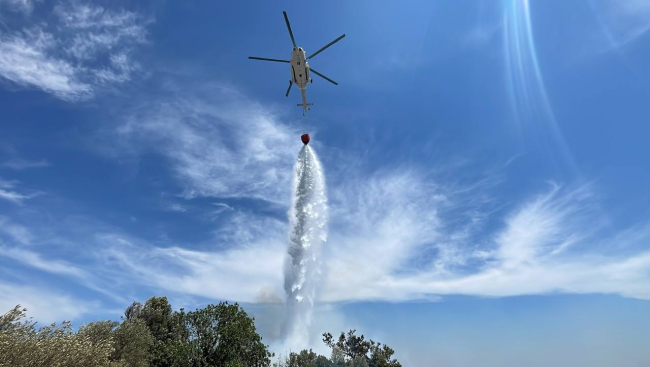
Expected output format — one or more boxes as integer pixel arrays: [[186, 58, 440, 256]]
[[2, 301, 401, 367], [113, 318, 155, 367], [133, 297, 190, 367], [279, 349, 333, 367], [287, 349, 317, 367], [322, 330, 401, 367], [349, 357, 369, 367], [184, 302, 273, 367], [330, 346, 346, 367], [367, 343, 400, 367], [323, 330, 371, 361], [0, 305, 116, 367], [273, 350, 332, 367]]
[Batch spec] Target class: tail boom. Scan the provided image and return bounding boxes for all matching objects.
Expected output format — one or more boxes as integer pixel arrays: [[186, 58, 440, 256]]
[[298, 89, 312, 112]]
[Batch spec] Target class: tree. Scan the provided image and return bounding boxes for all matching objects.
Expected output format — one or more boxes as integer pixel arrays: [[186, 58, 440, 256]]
[[127, 298, 189, 366], [367, 343, 400, 367], [322, 330, 401, 367], [113, 318, 154, 367], [287, 349, 332, 367], [124, 301, 144, 322], [288, 349, 318, 367], [184, 302, 273, 367], [323, 330, 371, 361], [0, 305, 116, 367], [330, 346, 346, 367], [314, 355, 334, 367], [273, 350, 332, 367], [140, 297, 187, 343], [349, 357, 369, 367]]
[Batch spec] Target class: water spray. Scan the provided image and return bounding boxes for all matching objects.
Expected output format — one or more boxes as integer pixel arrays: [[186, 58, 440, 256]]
[[284, 145, 328, 346]]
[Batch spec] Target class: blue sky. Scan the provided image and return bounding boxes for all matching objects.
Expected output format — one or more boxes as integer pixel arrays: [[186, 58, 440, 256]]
[[1, 0, 650, 366]]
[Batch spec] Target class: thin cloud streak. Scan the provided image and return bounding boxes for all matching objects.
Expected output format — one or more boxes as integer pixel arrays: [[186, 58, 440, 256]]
[[94, 227, 286, 303], [0, 246, 88, 278], [2, 158, 50, 170], [0, 178, 39, 204]]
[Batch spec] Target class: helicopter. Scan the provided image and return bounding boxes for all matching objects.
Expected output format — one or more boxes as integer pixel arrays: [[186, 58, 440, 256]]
[[248, 11, 345, 116]]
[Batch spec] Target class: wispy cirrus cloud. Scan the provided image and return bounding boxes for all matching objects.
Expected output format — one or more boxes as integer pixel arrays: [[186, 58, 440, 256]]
[[53, 1, 149, 62], [0, 216, 33, 244], [0, 1, 150, 101], [0, 282, 98, 322], [0, 0, 36, 14], [0, 178, 39, 204], [0, 28, 92, 100], [495, 183, 593, 267], [113, 83, 299, 205], [2, 158, 50, 170], [0, 188, 32, 204], [322, 179, 650, 302], [95, 230, 286, 303], [0, 246, 88, 278]]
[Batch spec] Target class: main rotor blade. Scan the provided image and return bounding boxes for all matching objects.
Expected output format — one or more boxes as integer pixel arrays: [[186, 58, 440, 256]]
[[248, 57, 290, 63], [283, 11, 297, 48], [285, 81, 293, 97], [308, 34, 345, 59], [309, 68, 338, 85]]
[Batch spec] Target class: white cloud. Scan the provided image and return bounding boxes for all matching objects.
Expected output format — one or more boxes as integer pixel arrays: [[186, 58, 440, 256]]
[[0, 178, 38, 204], [0, 28, 92, 101], [114, 84, 300, 204], [54, 2, 148, 61], [0, 188, 31, 204], [0, 0, 36, 14], [0, 246, 88, 278], [169, 204, 187, 213], [55, 2, 144, 31], [2, 158, 50, 170], [94, 224, 286, 303], [212, 202, 234, 212], [0, 282, 96, 323], [322, 180, 650, 302], [495, 183, 589, 267], [0, 1, 150, 100], [0, 216, 33, 244]]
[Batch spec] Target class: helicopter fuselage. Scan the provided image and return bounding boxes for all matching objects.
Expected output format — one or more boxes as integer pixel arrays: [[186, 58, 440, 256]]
[[290, 47, 311, 90]]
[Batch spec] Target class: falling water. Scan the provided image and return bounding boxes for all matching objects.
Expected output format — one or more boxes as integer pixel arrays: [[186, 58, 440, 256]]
[[284, 145, 328, 346]]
